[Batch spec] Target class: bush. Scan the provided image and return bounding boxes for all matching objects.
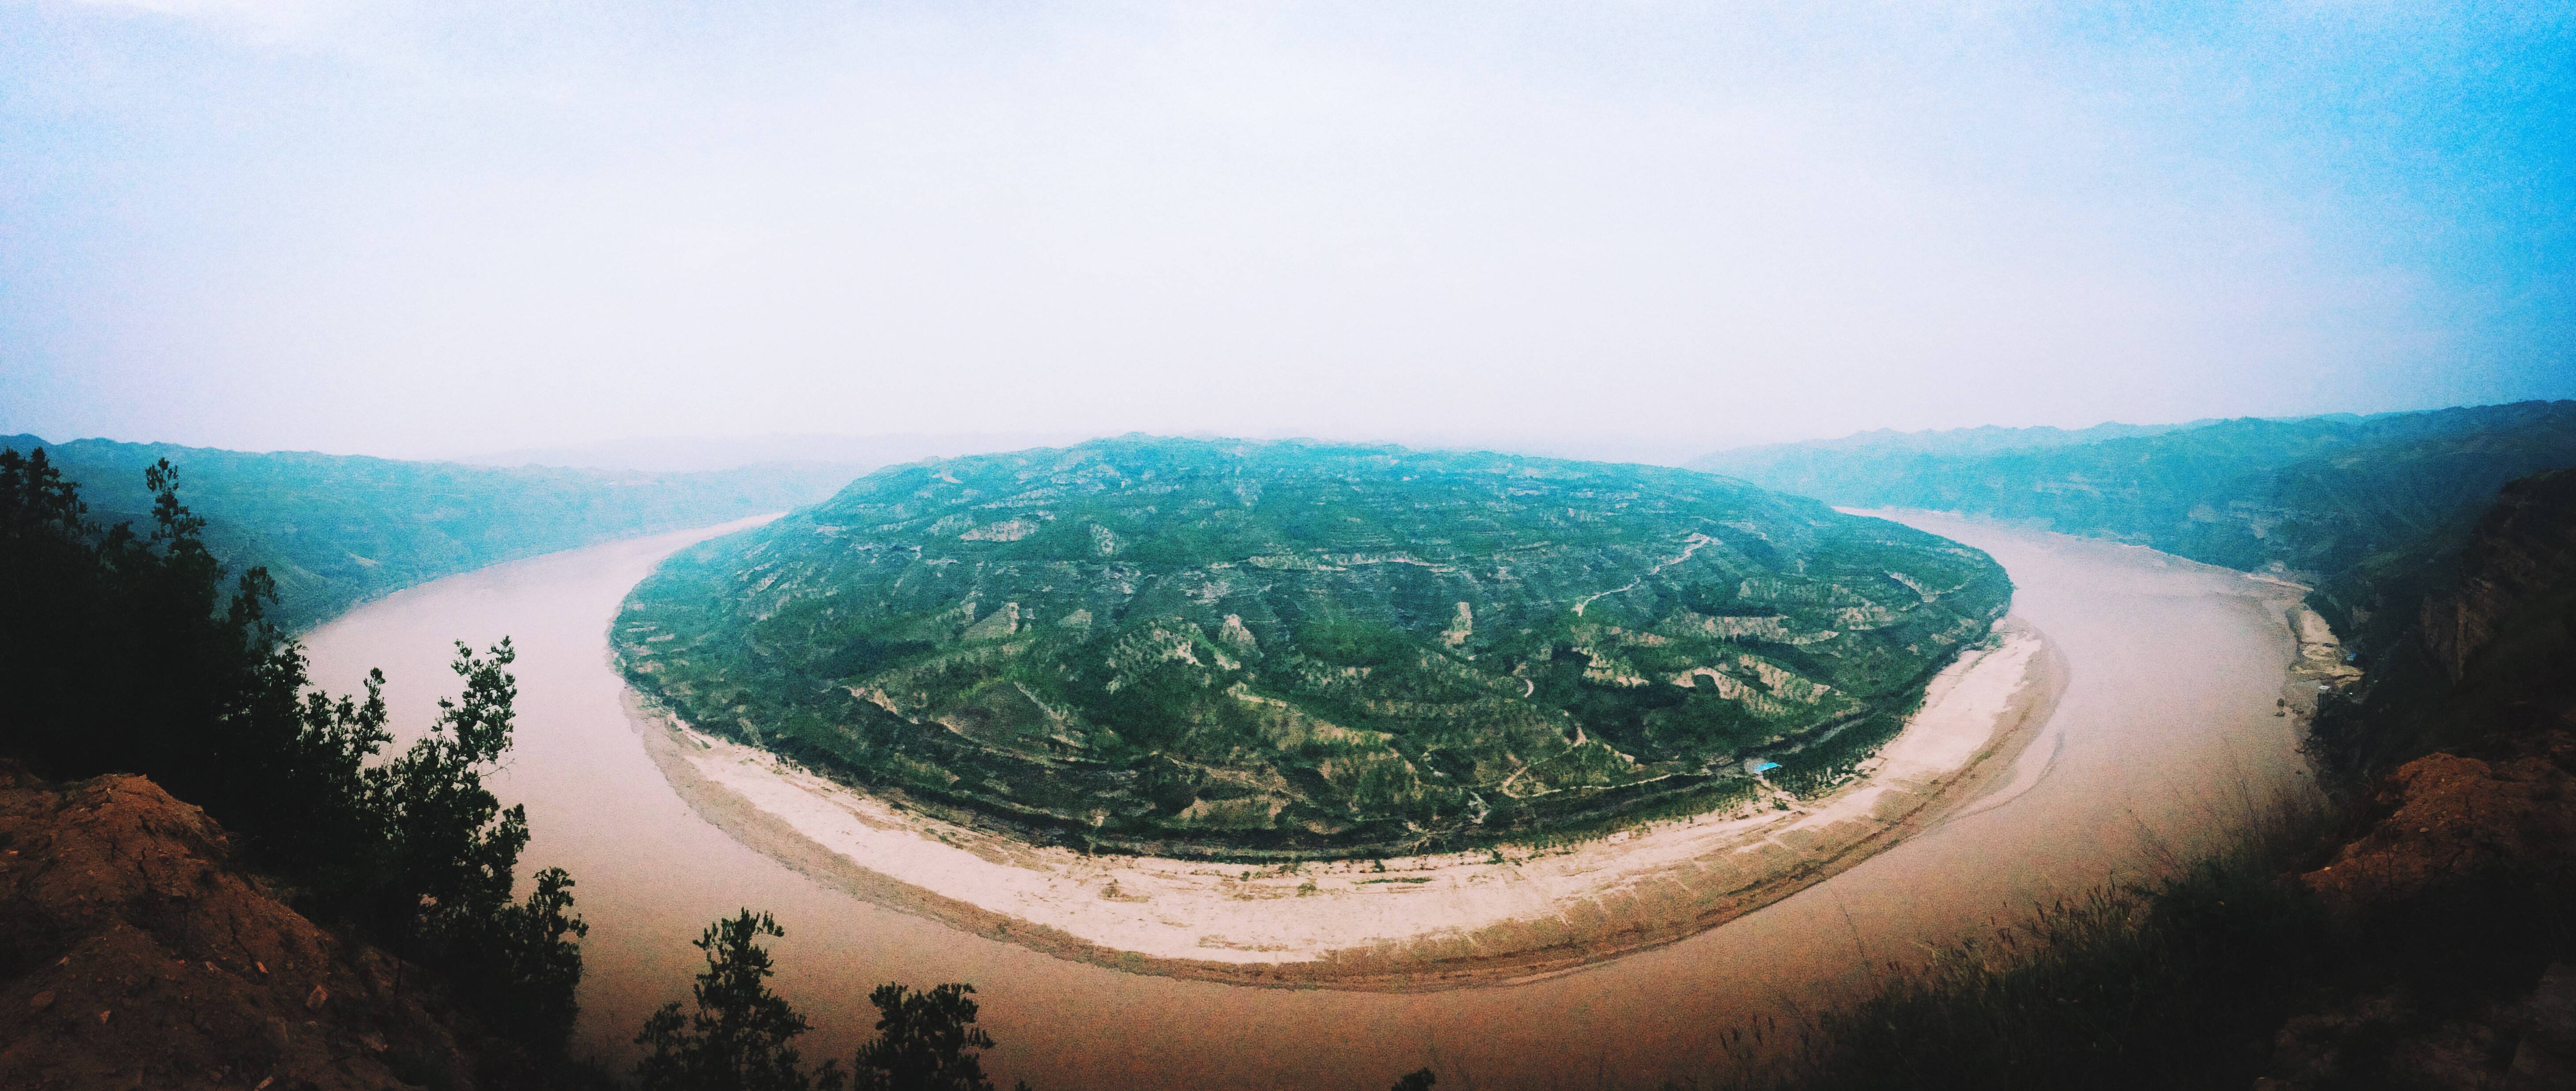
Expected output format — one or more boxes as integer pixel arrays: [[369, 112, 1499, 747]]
[[0, 449, 587, 1053]]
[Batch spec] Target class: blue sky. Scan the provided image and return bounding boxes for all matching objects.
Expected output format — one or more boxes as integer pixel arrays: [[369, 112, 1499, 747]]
[[2, 1, 2568, 462]]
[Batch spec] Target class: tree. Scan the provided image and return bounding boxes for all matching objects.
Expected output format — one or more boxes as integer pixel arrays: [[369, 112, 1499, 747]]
[[468, 865, 591, 1051], [850, 983, 1000, 1091], [352, 639, 590, 1053], [375, 641, 534, 941], [638, 910, 845, 1091], [1391, 1069, 1436, 1091], [1, 452, 273, 805], [0, 448, 589, 1055]]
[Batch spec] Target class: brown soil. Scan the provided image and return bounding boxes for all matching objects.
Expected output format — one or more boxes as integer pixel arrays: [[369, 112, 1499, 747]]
[[0, 762, 526, 1091], [2265, 728, 2576, 1090], [2301, 735, 2576, 915]]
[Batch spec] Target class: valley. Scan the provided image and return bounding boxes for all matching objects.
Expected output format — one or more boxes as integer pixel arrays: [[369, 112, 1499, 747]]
[[299, 505, 2315, 1088]]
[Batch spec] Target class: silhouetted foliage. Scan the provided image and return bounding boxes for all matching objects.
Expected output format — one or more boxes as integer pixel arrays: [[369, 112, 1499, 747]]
[[851, 983, 999, 1091], [0, 448, 587, 1053], [638, 910, 846, 1091], [1, 449, 276, 814], [1391, 1068, 1437, 1091]]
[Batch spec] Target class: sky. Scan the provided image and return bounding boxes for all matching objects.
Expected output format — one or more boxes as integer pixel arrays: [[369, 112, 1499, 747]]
[[2, 1, 2570, 465]]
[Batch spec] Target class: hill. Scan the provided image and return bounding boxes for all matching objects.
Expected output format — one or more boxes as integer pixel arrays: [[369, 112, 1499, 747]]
[[0, 436, 869, 629], [614, 436, 2010, 859], [1696, 418, 2213, 493], [1701, 466, 2576, 1091], [0, 763, 572, 1091], [1691, 401, 2576, 579]]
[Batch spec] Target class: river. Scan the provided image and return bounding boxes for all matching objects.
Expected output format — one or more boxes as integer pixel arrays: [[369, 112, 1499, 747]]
[[300, 511, 2315, 1089]]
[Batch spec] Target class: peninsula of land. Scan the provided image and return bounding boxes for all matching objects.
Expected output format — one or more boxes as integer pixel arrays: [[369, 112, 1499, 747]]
[[625, 614, 2060, 990]]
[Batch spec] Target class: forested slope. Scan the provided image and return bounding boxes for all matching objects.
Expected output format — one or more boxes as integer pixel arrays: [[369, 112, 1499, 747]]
[[0, 435, 866, 629], [617, 436, 2009, 858], [1693, 401, 2576, 578]]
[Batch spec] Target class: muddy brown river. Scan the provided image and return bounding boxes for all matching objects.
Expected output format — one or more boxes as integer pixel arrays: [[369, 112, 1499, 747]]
[[300, 511, 2315, 1089]]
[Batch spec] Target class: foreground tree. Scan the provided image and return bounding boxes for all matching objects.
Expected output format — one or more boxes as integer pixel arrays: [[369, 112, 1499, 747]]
[[850, 983, 1001, 1091], [639, 911, 846, 1091], [0, 448, 588, 1053]]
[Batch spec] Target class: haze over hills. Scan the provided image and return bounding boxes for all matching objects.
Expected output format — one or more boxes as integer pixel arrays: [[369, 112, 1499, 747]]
[[0, 434, 873, 629], [1693, 401, 2576, 580], [614, 436, 2009, 858], [457, 432, 1088, 474], [1694, 399, 2576, 780]]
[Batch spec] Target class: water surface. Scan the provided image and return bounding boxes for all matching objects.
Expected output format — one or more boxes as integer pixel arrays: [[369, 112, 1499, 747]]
[[301, 512, 2309, 1089]]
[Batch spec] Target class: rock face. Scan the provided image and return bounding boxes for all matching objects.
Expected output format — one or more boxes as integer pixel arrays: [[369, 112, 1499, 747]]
[[2263, 467, 2576, 1091], [2300, 740, 2576, 916], [616, 437, 2009, 857], [2420, 469, 2576, 684], [0, 763, 502, 1091]]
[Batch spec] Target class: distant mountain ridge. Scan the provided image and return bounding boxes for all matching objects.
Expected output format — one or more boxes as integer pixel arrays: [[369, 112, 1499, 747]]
[[1691, 401, 2576, 579], [615, 436, 2009, 858], [1693, 400, 2576, 788], [0, 435, 871, 629], [457, 431, 1083, 474], [1700, 418, 2215, 474]]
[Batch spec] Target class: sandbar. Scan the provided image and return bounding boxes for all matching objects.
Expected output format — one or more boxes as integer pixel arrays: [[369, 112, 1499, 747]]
[[625, 616, 2065, 991]]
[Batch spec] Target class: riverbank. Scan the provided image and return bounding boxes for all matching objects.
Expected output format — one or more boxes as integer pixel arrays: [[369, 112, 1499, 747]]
[[624, 617, 2063, 991], [298, 512, 2314, 1088]]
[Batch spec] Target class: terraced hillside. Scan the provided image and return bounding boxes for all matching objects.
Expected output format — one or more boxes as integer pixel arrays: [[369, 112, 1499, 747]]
[[615, 438, 2009, 858]]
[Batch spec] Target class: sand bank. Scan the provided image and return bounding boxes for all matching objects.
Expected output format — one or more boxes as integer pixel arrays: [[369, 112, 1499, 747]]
[[626, 617, 2063, 991], [303, 515, 2313, 1087]]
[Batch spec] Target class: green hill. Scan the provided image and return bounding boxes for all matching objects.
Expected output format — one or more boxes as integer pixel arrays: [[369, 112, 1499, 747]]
[[1692, 401, 2576, 579], [0, 435, 869, 629], [614, 436, 2010, 859], [1694, 400, 2576, 787]]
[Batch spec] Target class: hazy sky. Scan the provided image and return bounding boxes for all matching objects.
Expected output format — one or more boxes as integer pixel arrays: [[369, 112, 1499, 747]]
[[3, 1, 2569, 463]]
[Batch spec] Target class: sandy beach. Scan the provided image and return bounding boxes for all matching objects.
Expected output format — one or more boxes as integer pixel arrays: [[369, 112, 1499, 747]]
[[624, 615, 2064, 990], [300, 512, 2322, 1088]]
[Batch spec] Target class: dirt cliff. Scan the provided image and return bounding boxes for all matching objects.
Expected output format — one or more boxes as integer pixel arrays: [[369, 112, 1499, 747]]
[[2302, 739, 2576, 916], [2259, 466, 2576, 1090], [2419, 469, 2576, 685], [0, 762, 525, 1091]]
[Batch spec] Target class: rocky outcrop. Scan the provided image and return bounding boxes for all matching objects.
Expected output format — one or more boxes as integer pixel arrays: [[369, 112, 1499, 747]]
[[2300, 738, 2576, 916], [0, 763, 508, 1091], [2258, 729, 2576, 1090], [2419, 469, 2576, 683], [2257, 468, 2576, 1090]]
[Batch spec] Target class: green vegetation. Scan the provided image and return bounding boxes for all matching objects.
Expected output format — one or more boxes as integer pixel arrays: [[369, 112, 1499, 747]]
[[2, 433, 865, 629], [0, 447, 588, 1059], [637, 911, 839, 1091], [616, 437, 2009, 857], [638, 909, 1022, 1091], [1611, 454, 2576, 1090], [1695, 400, 2576, 578]]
